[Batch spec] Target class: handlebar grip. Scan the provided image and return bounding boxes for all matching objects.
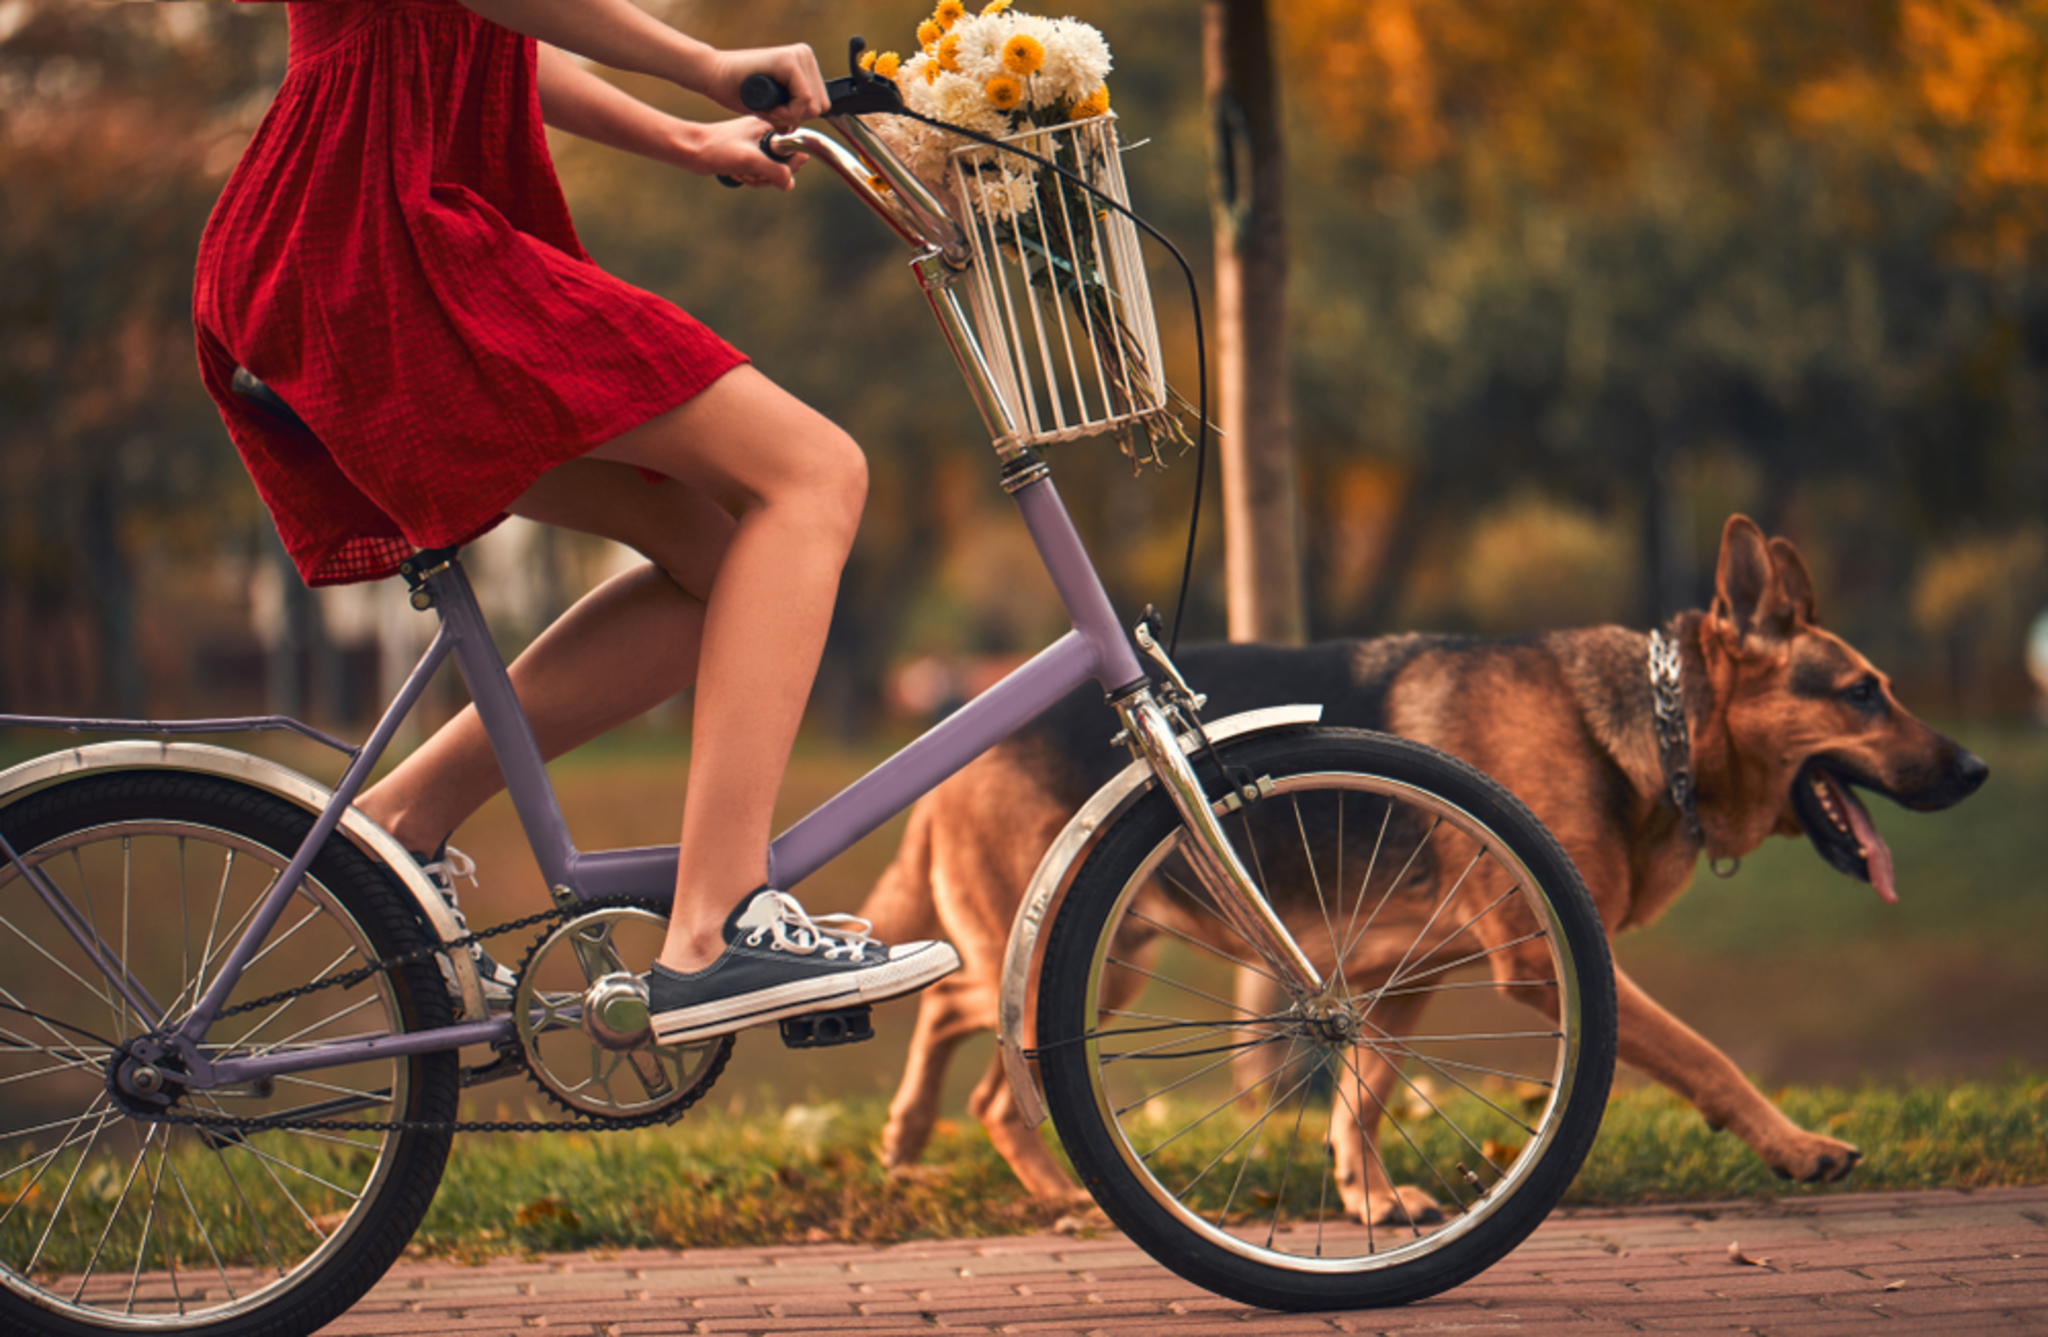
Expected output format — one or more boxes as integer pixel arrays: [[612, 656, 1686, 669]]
[[718, 131, 800, 188], [739, 74, 791, 112]]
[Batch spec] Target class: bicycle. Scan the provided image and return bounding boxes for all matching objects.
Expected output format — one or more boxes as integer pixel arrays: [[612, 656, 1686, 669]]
[[0, 52, 1615, 1335]]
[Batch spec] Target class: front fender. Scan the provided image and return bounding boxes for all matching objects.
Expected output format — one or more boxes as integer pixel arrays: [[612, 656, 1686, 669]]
[[996, 705, 1323, 1129], [0, 740, 487, 1021]]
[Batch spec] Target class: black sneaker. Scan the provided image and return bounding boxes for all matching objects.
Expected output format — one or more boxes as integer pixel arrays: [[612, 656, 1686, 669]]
[[413, 844, 519, 1005], [645, 889, 959, 1045]]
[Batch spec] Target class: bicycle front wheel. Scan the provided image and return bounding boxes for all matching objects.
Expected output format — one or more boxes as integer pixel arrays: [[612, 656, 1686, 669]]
[[1036, 728, 1615, 1311], [0, 770, 460, 1337]]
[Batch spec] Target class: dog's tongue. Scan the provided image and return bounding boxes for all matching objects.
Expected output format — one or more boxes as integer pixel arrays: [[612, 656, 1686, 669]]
[[1824, 772, 1897, 904]]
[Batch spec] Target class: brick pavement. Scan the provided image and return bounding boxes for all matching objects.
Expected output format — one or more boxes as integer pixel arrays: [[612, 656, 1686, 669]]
[[326, 1185, 2048, 1335]]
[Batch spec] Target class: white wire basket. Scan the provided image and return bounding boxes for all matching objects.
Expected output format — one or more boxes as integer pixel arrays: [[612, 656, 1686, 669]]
[[947, 114, 1170, 452]]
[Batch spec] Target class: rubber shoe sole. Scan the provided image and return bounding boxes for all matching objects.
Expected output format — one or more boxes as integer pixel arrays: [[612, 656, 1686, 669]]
[[649, 941, 960, 1045]]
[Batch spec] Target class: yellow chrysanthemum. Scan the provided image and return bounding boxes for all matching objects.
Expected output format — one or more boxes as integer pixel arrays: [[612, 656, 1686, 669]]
[[873, 51, 902, 80], [1000, 33, 1045, 76], [935, 31, 963, 72], [933, 0, 965, 29], [1071, 84, 1110, 119], [858, 49, 878, 71], [922, 59, 942, 84], [981, 0, 1013, 13], [984, 73, 1023, 111], [917, 19, 942, 48]]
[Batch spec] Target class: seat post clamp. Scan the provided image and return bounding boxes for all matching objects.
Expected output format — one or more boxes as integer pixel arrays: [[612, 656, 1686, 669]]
[[397, 552, 454, 611]]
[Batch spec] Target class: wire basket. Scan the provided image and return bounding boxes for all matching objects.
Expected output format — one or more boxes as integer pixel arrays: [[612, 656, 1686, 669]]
[[947, 114, 1170, 453]]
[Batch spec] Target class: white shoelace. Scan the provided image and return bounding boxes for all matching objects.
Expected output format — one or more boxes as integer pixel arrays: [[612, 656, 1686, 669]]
[[742, 891, 882, 962]]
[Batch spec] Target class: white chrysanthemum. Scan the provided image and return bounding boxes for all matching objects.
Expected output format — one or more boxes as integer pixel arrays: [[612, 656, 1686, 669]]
[[930, 70, 1004, 131], [898, 52, 939, 115], [1038, 19, 1111, 103], [954, 162, 1035, 223], [952, 14, 1009, 81]]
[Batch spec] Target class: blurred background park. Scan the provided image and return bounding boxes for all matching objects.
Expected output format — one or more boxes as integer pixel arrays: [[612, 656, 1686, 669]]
[[2, 0, 2045, 1120]]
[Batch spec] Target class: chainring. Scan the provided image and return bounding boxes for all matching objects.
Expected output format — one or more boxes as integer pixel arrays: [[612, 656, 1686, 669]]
[[512, 896, 732, 1124]]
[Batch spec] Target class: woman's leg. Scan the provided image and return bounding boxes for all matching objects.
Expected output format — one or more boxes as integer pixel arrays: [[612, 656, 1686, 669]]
[[354, 460, 734, 853], [585, 367, 866, 972], [358, 365, 865, 975]]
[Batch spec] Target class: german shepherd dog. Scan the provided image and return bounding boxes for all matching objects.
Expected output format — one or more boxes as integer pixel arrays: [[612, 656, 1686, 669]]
[[857, 515, 1989, 1224]]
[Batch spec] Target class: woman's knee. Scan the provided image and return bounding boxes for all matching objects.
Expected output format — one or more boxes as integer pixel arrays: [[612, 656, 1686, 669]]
[[809, 426, 868, 544]]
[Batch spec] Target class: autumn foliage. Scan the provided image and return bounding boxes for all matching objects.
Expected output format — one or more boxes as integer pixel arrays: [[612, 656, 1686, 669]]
[[1282, 0, 2048, 263]]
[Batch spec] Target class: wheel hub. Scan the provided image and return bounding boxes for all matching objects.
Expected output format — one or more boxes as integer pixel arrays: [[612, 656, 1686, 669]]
[[106, 1037, 189, 1115]]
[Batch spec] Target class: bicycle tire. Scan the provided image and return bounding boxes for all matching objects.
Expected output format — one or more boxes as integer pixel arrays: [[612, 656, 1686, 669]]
[[1035, 727, 1615, 1311], [0, 770, 460, 1337]]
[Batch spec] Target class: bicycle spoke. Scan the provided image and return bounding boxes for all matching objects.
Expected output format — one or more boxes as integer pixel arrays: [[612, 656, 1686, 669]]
[[214, 1134, 370, 1203], [1356, 844, 1487, 1034], [1104, 954, 1261, 1020], [1105, 1018, 1285, 1073], [1136, 1042, 1296, 1165], [1340, 813, 1437, 967], [73, 1121, 163, 1304], [1265, 1052, 1321, 1248], [1383, 930, 1549, 994], [1338, 800, 1395, 966], [0, 908, 127, 1027], [1111, 1029, 1290, 1116], [1331, 1046, 1470, 1219], [0, 1094, 114, 1234], [222, 918, 357, 1051], [1181, 1040, 1317, 1212], [1288, 793, 1347, 998], [238, 990, 384, 1060], [1125, 904, 1286, 988], [127, 1131, 174, 1317], [162, 1139, 238, 1307]]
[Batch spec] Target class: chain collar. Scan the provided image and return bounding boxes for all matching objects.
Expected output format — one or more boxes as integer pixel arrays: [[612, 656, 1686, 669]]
[[1647, 628, 1704, 848]]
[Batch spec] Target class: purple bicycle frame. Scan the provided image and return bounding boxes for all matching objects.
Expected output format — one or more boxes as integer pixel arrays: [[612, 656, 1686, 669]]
[[0, 464, 1148, 1091]]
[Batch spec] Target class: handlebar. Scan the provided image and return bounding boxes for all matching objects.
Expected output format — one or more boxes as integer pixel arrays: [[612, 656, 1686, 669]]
[[712, 43, 971, 264]]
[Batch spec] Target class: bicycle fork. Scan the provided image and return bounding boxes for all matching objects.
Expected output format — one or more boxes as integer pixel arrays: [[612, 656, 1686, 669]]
[[1110, 682, 1324, 1000]]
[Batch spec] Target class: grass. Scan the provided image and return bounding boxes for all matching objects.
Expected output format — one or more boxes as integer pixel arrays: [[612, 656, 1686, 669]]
[[6, 1071, 2039, 1276], [401, 1067, 2048, 1258]]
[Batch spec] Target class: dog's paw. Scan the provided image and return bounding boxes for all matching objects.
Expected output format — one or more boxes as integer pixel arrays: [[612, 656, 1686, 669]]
[[1769, 1133, 1862, 1184], [1364, 1185, 1444, 1227]]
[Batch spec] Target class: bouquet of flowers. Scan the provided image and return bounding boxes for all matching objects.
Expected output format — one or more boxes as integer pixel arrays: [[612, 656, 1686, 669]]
[[865, 2, 1190, 465]]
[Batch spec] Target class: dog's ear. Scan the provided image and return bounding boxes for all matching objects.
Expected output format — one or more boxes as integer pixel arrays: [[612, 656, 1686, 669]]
[[1709, 515, 1803, 646], [1767, 536, 1820, 627]]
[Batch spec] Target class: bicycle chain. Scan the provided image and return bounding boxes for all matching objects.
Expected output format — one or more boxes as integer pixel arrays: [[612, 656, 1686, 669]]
[[123, 904, 712, 1135]]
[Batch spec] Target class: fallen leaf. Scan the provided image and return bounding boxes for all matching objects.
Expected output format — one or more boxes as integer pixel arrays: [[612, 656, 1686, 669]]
[[1480, 1138, 1522, 1169], [1053, 1209, 1107, 1238], [1727, 1241, 1770, 1267], [1883, 1280, 1906, 1291], [514, 1196, 581, 1230], [803, 1226, 832, 1244]]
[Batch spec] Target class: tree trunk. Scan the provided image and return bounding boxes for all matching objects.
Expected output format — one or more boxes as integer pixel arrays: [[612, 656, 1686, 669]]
[[1205, 0, 1304, 646]]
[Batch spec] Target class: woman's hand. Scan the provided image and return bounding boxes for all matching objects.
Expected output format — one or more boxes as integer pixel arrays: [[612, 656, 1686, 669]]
[[702, 45, 828, 131], [688, 116, 808, 190]]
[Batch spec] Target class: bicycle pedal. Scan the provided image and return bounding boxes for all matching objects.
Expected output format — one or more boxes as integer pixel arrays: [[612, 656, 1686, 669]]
[[779, 1006, 874, 1049]]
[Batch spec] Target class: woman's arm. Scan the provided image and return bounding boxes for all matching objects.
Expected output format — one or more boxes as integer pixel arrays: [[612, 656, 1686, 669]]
[[459, 0, 826, 125], [533, 45, 804, 189]]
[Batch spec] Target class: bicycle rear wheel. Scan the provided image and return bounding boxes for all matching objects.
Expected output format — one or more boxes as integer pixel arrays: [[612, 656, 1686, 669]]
[[1036, 728, 1615, 1310], [0, 770, 460, 1337]]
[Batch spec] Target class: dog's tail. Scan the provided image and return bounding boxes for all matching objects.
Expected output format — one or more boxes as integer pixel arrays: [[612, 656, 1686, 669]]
[[858, 794, 945, 944]]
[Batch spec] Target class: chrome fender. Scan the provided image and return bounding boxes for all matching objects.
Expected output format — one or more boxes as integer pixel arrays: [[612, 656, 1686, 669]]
[[997, 705, 1323, 1129], [0, 740, 486, 1021]]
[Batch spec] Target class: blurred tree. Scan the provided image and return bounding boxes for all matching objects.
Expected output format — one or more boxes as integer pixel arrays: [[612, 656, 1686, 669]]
[[1276, 0, 2048, 700], [1206, 0, 1304, 645], [1, 1, 283, 715]]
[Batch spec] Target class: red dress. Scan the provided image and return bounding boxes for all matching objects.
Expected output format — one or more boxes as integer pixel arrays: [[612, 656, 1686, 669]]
[[195, 0, 748, 586]]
